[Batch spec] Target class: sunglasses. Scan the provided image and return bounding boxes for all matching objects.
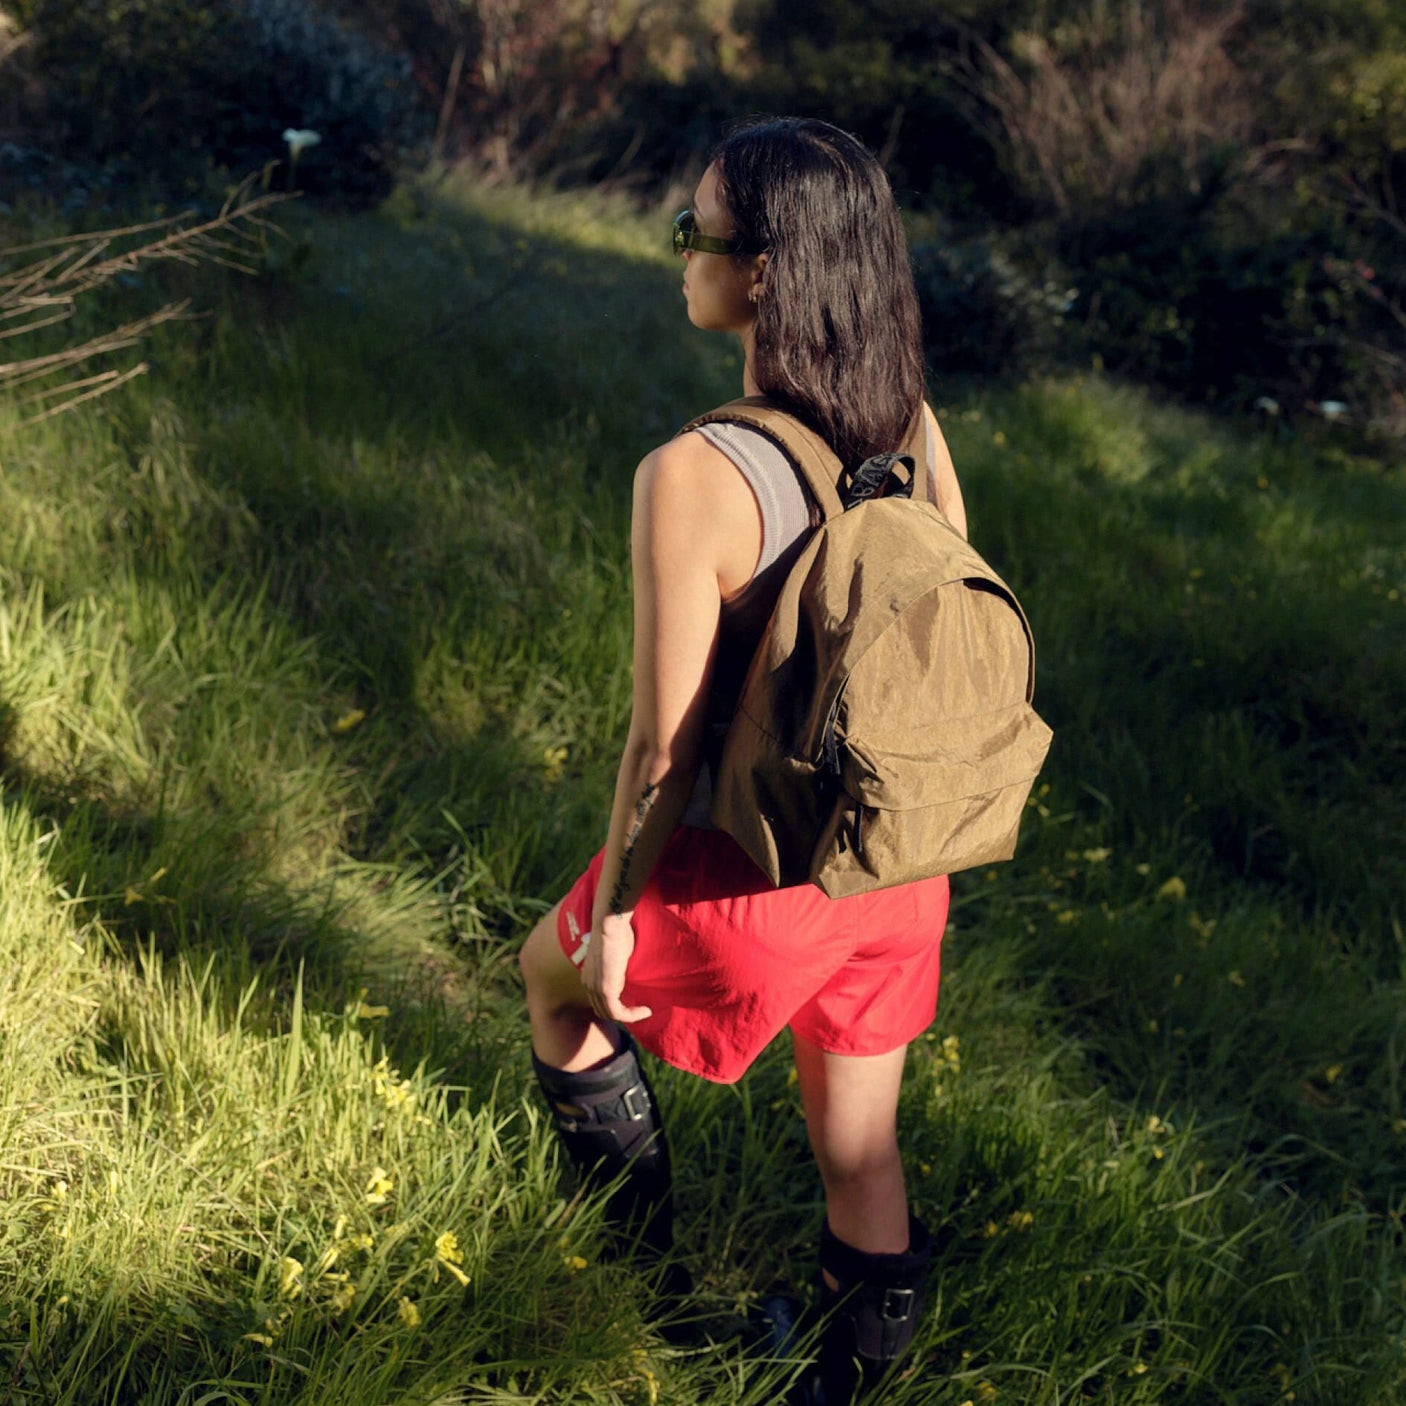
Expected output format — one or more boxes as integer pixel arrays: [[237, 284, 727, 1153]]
[[672, 209, 749, 257]]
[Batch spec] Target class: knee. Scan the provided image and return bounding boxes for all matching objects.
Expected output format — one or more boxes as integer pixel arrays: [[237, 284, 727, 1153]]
[[811, 1127, 903, 1189]]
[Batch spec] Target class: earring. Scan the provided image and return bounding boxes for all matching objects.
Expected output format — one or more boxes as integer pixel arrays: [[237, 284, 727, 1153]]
[[749, 287, 762, 303]]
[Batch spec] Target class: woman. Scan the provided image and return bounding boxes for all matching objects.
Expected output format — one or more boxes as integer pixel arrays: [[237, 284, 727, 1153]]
[[519, 117, 967, 1404]]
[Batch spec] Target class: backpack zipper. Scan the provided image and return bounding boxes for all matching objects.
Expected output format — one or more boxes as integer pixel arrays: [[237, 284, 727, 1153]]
[[821, 689, 844, 778], [821, 690, 867, 859]]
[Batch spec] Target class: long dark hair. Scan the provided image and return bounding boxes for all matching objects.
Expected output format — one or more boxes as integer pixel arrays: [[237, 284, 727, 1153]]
[[711, 117, 925, 469]]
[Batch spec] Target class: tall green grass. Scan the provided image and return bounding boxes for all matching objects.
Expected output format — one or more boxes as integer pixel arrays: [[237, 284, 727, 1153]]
[[0, 171, 1402, 1402]]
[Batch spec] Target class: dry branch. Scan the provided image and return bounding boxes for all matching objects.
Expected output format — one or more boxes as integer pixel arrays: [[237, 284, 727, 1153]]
[[0, 177, 289, 426], [962, 1, 1250, 213]]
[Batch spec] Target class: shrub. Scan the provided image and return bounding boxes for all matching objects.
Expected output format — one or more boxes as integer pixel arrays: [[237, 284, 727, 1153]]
[[1058, 178, 1406, 419], [8, 0, 427, 201], [913, 235, 1073, 380], [970, 0, 1251, 216]]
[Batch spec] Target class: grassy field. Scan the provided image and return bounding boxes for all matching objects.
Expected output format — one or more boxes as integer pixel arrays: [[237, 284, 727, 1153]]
[[0, 171, 1403, 1404]]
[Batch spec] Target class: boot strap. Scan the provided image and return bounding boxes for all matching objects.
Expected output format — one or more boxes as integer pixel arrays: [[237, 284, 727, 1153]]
[[544, 1077, 650, 1132]]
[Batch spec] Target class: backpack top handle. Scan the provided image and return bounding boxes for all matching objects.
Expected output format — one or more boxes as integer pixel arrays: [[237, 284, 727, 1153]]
[[840, 452, 916, 510]]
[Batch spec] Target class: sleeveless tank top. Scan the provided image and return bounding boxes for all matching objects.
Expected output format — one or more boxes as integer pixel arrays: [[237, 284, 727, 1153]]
[[677, 413, 939, 829]]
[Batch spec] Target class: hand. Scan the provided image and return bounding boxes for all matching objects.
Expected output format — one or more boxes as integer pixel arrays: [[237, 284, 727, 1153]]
[[581, 911, 654, 1024]]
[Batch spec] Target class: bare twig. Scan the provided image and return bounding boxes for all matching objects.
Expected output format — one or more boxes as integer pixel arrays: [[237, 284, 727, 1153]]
[[958, 1, 1249, 214], [0, 176, 290, 423]]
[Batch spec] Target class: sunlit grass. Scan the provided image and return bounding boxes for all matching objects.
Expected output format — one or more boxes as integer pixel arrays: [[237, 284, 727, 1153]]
[[0, 174, 1401, 1402]]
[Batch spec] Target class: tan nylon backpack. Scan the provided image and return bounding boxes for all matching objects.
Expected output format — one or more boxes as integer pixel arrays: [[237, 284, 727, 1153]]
[[684, 397, 1053, 899]]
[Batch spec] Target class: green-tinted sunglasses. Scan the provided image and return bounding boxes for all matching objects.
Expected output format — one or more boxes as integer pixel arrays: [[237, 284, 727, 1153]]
[[672, 209, 748, 256]]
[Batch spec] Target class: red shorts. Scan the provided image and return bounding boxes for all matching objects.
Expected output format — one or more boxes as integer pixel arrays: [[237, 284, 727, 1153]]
[[556, 825, 948, 1084]]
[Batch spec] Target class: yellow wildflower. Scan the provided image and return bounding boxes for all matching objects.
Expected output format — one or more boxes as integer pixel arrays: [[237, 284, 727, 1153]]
[[1188, 912, 1216, 939], [279, 1257, 304, 1298], [397, 1297, 420, 1329], [1055, 909, 1079, 924], [1136, 862, 1151, 875], [348, 1232, 375, 1252], [1157, 877, 1187, 902], [435, 1231, 471, 1285], [1082, 847, 1111, 863], [365, 1167, 394, 1205], [542, 745, 568, 781], [243, 1333, 275, 1346], [1228, 970, 1246, 988], [977, 1382, 998, 1401], [358, 1001, 391, 1020], [563, 1254, 588, 1273], [329, 1283, 355, 1315], [993, 431, 1007, 447], [1006, 1210, 1034, 1232], [331, 708, 366, 735]]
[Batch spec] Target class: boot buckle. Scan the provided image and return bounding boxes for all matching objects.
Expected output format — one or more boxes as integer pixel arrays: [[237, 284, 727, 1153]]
[[881, 1287, 915, 1322], [620, 1080, 650, 1121]]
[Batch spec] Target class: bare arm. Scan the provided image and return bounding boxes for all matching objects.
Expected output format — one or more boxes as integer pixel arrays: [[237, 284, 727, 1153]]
[[581, 432, 760, 1022], [925, 402, 968, 539]]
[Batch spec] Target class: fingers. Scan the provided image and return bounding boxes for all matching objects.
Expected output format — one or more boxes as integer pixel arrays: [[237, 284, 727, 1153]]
[[604, 998, 654, 1024], [585, 982, 653, 1025]]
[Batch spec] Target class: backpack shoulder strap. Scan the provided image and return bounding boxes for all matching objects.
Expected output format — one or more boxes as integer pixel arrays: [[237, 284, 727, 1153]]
[[903, 405, 934, 506], [681, 396, 846, 520]]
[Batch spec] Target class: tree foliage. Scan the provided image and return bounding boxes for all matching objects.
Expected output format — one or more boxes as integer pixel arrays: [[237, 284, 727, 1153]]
[[5, 0, 425, 200]]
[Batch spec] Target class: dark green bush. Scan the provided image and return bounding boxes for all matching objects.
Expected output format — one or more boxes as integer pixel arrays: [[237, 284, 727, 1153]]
[[913, 235, 1072, 380], [1059, 183, 1406, 419], [10, 0, 427, 201]]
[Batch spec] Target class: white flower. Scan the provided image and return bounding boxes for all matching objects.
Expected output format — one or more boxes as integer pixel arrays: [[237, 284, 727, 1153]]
[[1317, 400, 1349, 419], [1254, 396, 1280, 415], [283, 129, 322, 159]]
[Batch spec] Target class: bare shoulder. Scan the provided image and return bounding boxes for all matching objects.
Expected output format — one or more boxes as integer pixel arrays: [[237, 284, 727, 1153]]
[[635, 432, 760, 532], [633, 431, 762, 590], [637, 431, 752, 499]]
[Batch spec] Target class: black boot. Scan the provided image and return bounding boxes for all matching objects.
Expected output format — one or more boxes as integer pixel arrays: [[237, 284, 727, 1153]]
[[793, 1215, 933, 1405], [531, 1033, 673, 1258]]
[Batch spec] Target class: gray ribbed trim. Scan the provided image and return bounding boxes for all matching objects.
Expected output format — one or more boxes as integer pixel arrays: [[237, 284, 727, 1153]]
[[696, 421, 810, 580]]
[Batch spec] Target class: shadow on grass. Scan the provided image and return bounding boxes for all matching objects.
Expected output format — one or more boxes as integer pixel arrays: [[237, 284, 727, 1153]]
[[3, 181, 1403, 1400]]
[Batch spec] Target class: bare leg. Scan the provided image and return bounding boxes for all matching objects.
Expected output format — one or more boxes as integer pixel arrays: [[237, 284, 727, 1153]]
[[519, 905, 675, 1262], [793, 1032, 910, 1282], [519, 903, 621, 1071]]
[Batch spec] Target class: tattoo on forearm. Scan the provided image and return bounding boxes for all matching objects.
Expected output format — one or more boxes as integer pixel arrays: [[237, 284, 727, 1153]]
[[608, 782, 658, 916]]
